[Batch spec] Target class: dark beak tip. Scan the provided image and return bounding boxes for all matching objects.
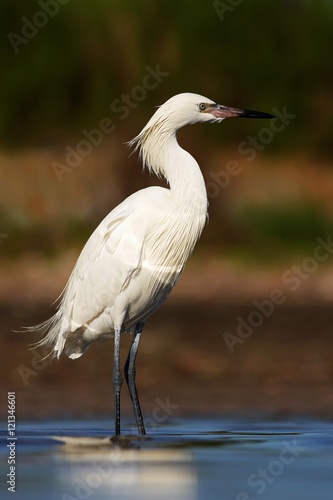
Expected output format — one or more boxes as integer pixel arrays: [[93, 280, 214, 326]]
[[241, 109, 275, 120]]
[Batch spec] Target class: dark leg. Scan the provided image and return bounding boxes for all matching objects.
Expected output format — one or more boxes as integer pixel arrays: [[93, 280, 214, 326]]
[[113, 328, 123, 435], [124, 322, 146, 435]]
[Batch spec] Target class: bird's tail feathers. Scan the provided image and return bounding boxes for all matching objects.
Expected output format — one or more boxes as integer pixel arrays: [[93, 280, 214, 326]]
[[26, 310, 66, 359]]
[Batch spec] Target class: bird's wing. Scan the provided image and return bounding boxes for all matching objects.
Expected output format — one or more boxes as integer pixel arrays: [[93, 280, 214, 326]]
[[60, 187, 167, 332]]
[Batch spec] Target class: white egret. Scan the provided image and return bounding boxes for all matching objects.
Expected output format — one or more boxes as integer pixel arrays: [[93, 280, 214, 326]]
[[33, 93, 273, 435]]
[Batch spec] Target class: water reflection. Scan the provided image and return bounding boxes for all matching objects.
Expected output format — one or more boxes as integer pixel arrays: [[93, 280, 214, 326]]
[[1, 418, 333, 500], [55, 435, 197, 500]]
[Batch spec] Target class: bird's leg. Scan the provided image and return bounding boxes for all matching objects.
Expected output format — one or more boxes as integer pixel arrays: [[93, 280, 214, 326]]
[[113, 328, 123, 435], [124, 322, 146, 435]]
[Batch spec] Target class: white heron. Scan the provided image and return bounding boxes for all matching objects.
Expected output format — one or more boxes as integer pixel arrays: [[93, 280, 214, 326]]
[[33, 93, 273, 435]]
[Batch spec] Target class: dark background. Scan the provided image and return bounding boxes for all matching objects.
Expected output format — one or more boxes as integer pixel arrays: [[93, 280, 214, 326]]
[[1, 0, 333, 420]]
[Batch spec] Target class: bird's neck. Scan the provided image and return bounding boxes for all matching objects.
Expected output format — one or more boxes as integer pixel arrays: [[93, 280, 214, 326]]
[[141, 131, 208, 215], [137, 130, 208, 268]]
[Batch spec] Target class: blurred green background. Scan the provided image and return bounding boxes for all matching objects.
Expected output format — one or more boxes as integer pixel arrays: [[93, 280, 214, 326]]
[[1, 0, 333, 151], [2, 0, 333, 419], [0, 0, 333, 262]]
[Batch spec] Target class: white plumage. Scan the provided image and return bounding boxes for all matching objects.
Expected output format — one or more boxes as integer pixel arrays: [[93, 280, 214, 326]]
[[31, 92, 273, 434]]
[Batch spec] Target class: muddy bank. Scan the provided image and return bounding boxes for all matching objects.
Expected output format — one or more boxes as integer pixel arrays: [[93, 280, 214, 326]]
[[3, 298, 333, 420]]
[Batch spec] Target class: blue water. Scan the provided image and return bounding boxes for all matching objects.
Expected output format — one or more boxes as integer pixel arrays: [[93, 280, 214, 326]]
[[1, 418, 333, 499]]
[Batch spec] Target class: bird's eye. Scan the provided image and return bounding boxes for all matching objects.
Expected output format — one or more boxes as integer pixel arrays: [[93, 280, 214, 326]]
[[198, 102, 206, 111]]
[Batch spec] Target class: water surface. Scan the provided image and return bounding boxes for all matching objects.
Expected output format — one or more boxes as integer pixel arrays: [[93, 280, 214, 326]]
[[1, 417, 332, 499]]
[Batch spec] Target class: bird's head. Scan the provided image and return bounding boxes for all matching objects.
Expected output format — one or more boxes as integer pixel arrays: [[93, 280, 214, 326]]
[[131, 93, 274, 144], [154, 92, 274, 128], [128, 93, 274, 173]]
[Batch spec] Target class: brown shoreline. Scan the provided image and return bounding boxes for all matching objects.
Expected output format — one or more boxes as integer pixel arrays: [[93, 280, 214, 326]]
[[3, 297, 333, 420]]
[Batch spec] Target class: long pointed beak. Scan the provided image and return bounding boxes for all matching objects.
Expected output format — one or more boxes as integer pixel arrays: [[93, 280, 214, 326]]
[[210, 104, 274, 119]]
